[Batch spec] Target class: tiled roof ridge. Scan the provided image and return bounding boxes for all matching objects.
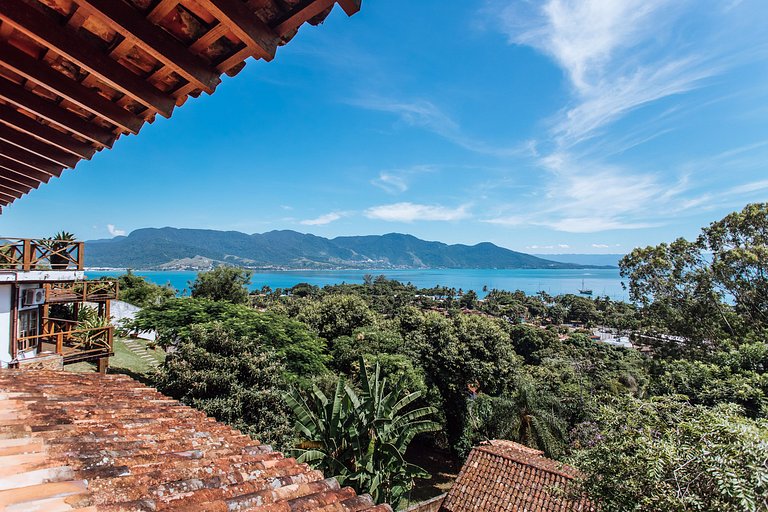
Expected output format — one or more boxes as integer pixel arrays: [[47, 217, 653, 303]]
[[0, 369, 393, 512], [475, 440, 581, 480]]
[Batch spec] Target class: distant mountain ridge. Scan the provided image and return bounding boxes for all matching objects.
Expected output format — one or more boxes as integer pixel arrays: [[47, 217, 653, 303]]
[[85, 228, 612, 270]]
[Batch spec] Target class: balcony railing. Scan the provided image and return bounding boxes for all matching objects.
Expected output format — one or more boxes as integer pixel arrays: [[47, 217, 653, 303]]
[[0, 237, 84, 271], [45, 280, 118, 303], [18, 317, 113, 364]]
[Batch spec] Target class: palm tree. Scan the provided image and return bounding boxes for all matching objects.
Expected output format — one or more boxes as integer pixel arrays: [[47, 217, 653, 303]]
[[286, 357, 439, 508], [45, 231, 77, 269], [469, 375, 566, 458]]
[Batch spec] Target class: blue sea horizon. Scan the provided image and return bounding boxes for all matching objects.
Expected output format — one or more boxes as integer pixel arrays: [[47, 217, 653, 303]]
[[86, 268, 627, 300]]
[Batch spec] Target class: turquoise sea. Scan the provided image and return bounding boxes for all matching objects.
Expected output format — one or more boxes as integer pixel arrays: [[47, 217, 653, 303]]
[[86, 268, 627, 300]]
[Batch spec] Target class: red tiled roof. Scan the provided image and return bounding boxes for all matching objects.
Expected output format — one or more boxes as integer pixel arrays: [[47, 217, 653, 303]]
[[0, 369, 391, 511], [439, 440, 592, 512]]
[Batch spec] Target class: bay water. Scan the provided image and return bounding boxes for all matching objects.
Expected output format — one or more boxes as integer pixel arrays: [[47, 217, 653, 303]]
[[86, 268, 626, 300]]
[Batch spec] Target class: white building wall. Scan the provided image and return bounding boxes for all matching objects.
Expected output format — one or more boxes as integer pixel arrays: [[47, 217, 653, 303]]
[[0, 285, 12, 367]]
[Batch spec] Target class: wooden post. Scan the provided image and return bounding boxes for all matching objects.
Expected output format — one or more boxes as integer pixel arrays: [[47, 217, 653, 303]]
[[97, 356, 108, 373], [41, 303, 49, 335], [56, 331, 63, 355], [22, 239, 31, 271], [77, 241, 84, 270]]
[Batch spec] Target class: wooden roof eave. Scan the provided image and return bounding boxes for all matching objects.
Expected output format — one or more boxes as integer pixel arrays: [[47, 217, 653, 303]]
[[0, 0, 362, 209]]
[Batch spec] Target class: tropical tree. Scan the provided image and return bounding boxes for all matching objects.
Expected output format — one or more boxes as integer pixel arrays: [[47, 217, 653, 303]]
[[116, 270, 175, 308], [286, 358, 440, 508], [190, 266, 252, 304], [620, 202, 768, 349], [154, 322, 293, 448], [571, 396, 768, 512], [466, 375, 567, 458], [296, 293, 377, 341], [130, 297, 329, 381]]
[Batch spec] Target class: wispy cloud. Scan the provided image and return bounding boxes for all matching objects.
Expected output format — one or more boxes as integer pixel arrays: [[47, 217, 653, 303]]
[[370, 165, 438, 194], [107, 224, 126, 237], [491, 0, 718, 147], [350, 96, 527, 157], [299, 212, 344, 226], [365, 202, 471, 222], [475, 0, 767, 233], [485, 152, 685, 232], [372, 172, 408, 194]]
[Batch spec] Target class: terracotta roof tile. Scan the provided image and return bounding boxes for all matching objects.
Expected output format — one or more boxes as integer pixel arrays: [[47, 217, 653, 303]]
[[0, 369, 390, 512], [439, 440, 593, 512]]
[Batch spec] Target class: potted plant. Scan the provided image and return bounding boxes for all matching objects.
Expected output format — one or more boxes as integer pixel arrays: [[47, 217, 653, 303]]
[[46, 231, 76, 270]]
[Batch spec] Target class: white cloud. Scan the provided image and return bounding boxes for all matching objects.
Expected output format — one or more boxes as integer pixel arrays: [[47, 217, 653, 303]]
[[372, 172, 408, 194], [493, 0, 718, 147], [592, 244, 610, 248], [299, 212, 343, 226], [365, 202, 470, 222], [107, 224, 126, 237]]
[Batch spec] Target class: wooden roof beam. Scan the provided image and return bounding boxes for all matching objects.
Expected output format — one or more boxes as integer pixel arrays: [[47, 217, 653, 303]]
[[74, 0, 221, 94], [0, 0, 176, 117], [0, 141, 64, 177], [0, 76, 115, 148], [194, 0, 280, 61], [0, 104, 96, 160], [0, 176, 32, 195], [0, 42, 143, 134], [0, 186, 20, 202], [0, 123, 79, 169], [272, 0, 335, 37], [0, 156, 51, 185], [336, 0, 362, 16]]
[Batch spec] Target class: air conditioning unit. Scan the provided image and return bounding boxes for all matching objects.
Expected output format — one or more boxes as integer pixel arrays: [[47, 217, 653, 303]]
[[22, 288, 46, 306]]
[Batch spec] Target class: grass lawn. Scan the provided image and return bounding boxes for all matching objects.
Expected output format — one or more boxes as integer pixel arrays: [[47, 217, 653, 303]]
[[65, 337, 165, 384]]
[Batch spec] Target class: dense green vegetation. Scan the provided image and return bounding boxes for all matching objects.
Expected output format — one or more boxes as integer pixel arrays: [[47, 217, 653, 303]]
[[114, 270, 175, 308], [125, 203, 768, 511]]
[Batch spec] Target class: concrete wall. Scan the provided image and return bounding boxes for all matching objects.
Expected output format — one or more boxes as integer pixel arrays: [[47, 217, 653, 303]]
[[0, 285, 12, 367], [110, 300, 156, 341], [404, 494, 446, 512]]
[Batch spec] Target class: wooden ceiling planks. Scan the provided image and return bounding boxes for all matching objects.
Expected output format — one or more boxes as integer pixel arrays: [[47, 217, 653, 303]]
[[0, 0, 361, 211]]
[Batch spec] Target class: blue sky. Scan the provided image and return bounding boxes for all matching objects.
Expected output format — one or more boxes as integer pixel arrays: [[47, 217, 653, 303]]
[[2, 0, 767, 254]]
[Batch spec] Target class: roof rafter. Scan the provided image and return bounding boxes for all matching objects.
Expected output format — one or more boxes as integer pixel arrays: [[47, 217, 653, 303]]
[[0, 141, 65, 177], [0, 174, 34, 197], [0, 76, 115, 147], [336, 0, 362, 15], [0, 104, 97, 160], [74, 0, 221, 94], [194, 0, 281, 61], [0, 0, 176, 117], [272, 0, 336, 36], [0, 42, 143, 134], [0, 156, 52, 185], [0, 123, 79, 169]]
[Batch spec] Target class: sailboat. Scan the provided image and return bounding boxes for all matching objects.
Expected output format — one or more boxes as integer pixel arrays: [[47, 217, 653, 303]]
[[579, 279, 593, 296]]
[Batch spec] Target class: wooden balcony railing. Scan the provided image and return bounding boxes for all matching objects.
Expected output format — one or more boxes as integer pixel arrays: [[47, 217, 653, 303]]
[[44, 280, 118, 303], [18, 322, 113, 364], [0, 237, 84, 271]]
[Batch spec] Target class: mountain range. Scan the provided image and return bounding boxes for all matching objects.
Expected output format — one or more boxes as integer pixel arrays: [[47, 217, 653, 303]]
[[85, 228, 613, 270]]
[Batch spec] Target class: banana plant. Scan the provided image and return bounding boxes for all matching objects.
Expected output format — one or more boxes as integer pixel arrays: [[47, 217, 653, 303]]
[[286, 357, 440, 508]]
